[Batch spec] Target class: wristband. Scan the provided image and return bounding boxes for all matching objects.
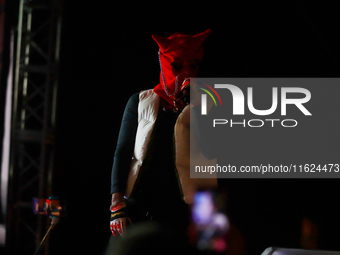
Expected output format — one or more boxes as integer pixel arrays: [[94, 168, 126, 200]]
[[110, 201, 126, 212], [110, 210, 127, 221]]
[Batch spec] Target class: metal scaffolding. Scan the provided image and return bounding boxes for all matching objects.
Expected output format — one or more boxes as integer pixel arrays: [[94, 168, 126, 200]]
[[5, 0, 62, 254]]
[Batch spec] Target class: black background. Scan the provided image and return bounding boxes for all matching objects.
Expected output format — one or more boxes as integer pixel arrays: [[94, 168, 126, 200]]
[[5, 0, 340, 254]]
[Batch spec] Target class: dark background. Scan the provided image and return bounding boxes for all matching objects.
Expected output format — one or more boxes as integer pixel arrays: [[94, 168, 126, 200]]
[[3, 0, 340, 254]]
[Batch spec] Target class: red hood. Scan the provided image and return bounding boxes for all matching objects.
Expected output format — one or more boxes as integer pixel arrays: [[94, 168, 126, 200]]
[[152, 29, 211, 105]]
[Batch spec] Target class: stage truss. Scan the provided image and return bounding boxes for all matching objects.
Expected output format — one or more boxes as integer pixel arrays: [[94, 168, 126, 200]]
[[5, 0, 62, 254]]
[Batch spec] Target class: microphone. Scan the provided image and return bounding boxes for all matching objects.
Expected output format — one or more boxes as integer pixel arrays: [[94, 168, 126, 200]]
[[173, 78, 191, 113]]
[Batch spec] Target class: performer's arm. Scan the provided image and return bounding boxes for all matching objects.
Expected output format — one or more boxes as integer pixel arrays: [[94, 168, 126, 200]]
[[191, 97, 218, 160], [110, 92, 139, 195], [109, 93, 139, 237]]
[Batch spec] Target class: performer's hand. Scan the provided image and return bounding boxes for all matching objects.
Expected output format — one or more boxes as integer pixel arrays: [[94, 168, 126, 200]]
[[174, 83, 190, 113], [109, 198, 132, 237], [110, 216, 132, 237]]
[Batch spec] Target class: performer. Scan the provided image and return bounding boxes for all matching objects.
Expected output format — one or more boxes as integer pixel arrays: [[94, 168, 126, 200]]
[[109, 29, 216, 240]]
